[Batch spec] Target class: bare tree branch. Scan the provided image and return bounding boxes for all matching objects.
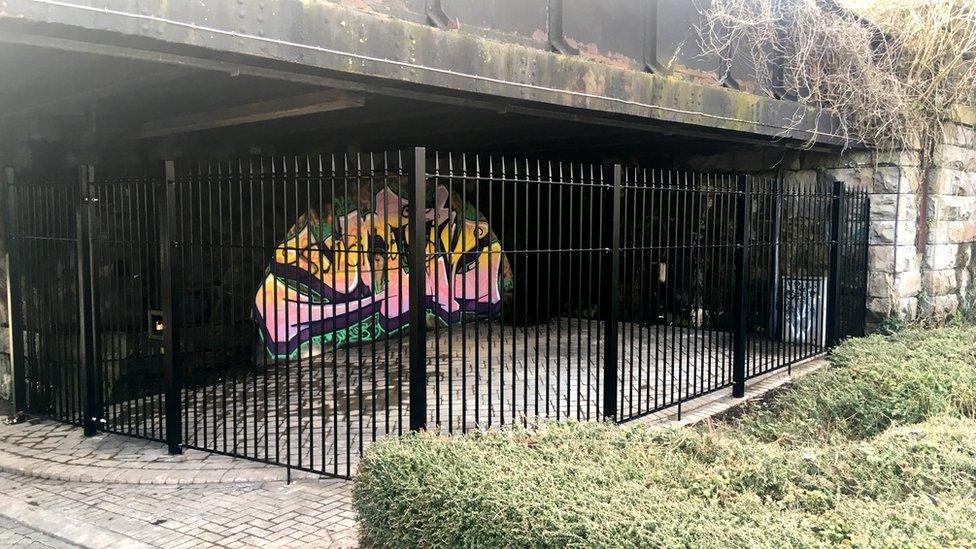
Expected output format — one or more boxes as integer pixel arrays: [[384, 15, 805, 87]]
[[701, 0, 976, 154]]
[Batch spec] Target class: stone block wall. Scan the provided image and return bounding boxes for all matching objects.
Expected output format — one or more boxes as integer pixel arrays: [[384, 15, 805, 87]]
[[681, 147, 924, 332], [680, 112, 976, 331], [919, 109, 976, 319], [859, 158, 923, 326]]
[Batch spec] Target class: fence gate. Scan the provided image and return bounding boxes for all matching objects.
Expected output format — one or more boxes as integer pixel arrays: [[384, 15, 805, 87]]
[[5, 172, 84, 428], [85, 170, 169, 440], [4, 152, 870, 478]]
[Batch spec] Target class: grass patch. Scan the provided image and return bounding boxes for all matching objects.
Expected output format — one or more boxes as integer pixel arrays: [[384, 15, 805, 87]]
[[354, 327, 976, 548]]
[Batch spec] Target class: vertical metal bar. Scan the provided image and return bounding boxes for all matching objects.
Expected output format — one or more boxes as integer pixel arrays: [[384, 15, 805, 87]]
[[474, 154, 482, 427], [825, 181, 845, 349], [575, 164, 585, 420], [463, 153, 471, 431], [547, 0, 579, 55], [603, 165, 621, 420], [285, 157, 294, 481], [783, 178, 795, 366], [732, 175, 750, 398], [511, 158, 519, 424], [665, 171, 676, 407], [315, 154, 326, 470], [430, 153, 440, 428], [636, 169, 648, 417], [408, 147, 428, 432], [89, 182, 103, 430], [76, 165, 98, 436], [161, 161, 183, 454], [523, 159, 530, 424], [543, 160, 551, 419], [676, 171, 688, 415], [652, 170, 661, 410], [595, 167, 605, 417], [560, 162, 578, 419], [642, 0, 665, 74], [330, 154, 340, 470], [619, 167, 631, 419], [586, 165, 597, 418], [3, 167, 27, 418], [534, 161, 543, 420], [769, 177, 783, 345], [487, 156, 495, 427], [858, 195, 870, 336]]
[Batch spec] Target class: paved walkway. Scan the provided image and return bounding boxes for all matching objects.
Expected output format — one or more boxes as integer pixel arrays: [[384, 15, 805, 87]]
[[0, 419, 357, 547], [0, 516, 77, 549], [0, 419, 317, 484], [109, 322, 807, 477], [0, 471, 355, 548], [0, 356, 825, 548]]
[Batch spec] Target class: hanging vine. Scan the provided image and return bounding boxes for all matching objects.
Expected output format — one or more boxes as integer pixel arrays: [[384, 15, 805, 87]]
[[701, 0, 976, 153]]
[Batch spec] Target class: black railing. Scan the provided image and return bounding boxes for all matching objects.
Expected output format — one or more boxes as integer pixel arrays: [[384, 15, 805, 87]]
[[4, 175, 83, 427], [4, 148, 870, 478]]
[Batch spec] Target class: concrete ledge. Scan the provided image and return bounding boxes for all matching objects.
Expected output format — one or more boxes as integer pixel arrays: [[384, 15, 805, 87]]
[[0, 445, 310, 484], [0, 420, 320, 485], [1, 497, 153, 548], [630, 354, 828, 429]]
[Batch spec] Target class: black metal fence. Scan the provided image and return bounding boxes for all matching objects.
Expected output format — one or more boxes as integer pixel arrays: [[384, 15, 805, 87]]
[[3, 148, 869, 478], [4, 175, 83, 427]]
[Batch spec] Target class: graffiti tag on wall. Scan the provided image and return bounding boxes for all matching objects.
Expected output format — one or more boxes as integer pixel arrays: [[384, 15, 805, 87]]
[[254, 184, 511, 358]]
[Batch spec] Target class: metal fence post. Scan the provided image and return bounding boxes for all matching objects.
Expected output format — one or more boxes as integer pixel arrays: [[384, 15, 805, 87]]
[[767, 176, 783, 338], [732, 175, 750, 398], [161, 161, 183, 454], [2, 167, 27, 418], [825, 181, 845, 348], [76, 165, 98, 436], [603, 165, 622, 420], [407, 147, 428, 432]]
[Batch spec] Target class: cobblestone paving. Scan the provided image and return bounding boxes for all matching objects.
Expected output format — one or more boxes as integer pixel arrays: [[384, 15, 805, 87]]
[[0, 472, 356, 548], [115, 321, 807, 477], [0, 419, 312, 484], [0, 516, 78, 548], [0, 357, 825, 548]]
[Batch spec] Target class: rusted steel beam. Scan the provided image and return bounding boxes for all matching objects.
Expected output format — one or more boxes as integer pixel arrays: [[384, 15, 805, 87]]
[[0, 0, 849, 148], [547, 0, 579, 56]]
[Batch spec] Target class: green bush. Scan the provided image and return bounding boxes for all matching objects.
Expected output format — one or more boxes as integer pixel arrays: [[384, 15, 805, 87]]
[[731, 326, 976, 444], [354, 327, 976, 548]]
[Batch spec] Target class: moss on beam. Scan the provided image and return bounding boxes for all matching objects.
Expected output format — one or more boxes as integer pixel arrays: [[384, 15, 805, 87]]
[[0, 0, 842, 146]]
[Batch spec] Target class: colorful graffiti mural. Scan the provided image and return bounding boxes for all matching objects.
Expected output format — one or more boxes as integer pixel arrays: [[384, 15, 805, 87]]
[[254, 184, 511, 358]]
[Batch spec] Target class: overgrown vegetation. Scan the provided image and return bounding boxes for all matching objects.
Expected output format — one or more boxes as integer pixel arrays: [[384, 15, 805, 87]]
[[355, 327, 976, 547], [701, 0, 976, 152]]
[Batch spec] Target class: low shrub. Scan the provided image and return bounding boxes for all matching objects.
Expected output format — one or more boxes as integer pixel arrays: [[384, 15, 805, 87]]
[[354, 327, 976, 548], [731, 326, 976, 444]]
